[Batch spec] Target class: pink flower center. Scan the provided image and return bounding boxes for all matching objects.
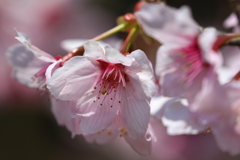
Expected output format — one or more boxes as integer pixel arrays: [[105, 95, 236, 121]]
[[92, 60, 129, 107], [176, 40, 209, 85]]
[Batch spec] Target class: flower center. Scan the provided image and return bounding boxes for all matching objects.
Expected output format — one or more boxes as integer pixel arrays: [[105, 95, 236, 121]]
[[176, 41, 209, 85], [92, 60, 129, 107]]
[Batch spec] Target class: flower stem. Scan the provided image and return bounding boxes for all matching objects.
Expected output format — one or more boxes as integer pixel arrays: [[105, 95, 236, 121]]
[[213, 33, 240, 51], [92, 23, 131, 41], [120, 24, 139, 53], [61, 23, 131, 65]]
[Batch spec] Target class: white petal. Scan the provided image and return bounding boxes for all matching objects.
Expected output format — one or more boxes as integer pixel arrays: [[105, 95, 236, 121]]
[[45, 59, 62, 84], [198, 27, 222, 66], [161, 98, 205, 135], [126, 50, 158, 100], [61, 39, 110, 52], [6, 44, 49, 88], [150, 95, 172, 116], [120, 84, 150, 138], [14, 29, 55, 63], [77, 87, 121, 134], [51, 97, 82, 136], [83, 41, 107, 61], [212, 123, 240, 156], [223, 13, 238, 29], [83, 129, 119, 145], [48, 56, 100, 101], [124, 134, 151, 155], [104, 46, 133, 66], [135, 4, 199, 46]]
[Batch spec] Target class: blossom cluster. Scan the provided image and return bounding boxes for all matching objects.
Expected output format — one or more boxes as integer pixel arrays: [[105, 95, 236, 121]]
[[5, 1, 240, 157]]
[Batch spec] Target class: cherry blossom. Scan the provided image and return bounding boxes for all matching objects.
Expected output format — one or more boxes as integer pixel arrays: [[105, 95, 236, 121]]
[[150, 77, 240, 155], [48, 41, 157, 139], [135, 4, 240, 100]]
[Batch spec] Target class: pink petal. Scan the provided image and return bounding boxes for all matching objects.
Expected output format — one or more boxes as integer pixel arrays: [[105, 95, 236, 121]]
[[135, 4, 199, 46], [15, 30, 56, 63], [161, 68, 208, 100], [124, 133, 151, 155], [161, 98, 205, 135], [104, 46, 133, 66], [223, 13, 238, 29], [212, 123, 240, 156], [83, 129, 119, 145], [6, 44, 49, 88], [120, 84, 150, 138], [83, 41, 107, 62], [48, 56, 100, 101], [51, 97, 81, 136], [45, 59, 62, 83], [126, 50, 157, 100], [76, 85, 121, 134], [198, 28, 222, 66], [217, 46, 240, 84]]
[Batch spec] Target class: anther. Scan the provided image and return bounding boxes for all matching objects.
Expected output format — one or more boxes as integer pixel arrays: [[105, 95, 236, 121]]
[[111, 98, 113, 100], [94, 87, 97, 89], [100, 104, 103, 106], [107, 131, 112, 135], [98, 97, 100, 99], [119, 101, 121, 103], [111, 106, 113, 108], [120, 127, 125, 132]]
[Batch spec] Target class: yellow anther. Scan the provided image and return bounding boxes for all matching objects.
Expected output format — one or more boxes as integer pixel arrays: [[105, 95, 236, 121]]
[[102, 91, 106, 95], [120, 127, 125, 132], [108, 131, 112, 135], [123, 131, 128, 136]]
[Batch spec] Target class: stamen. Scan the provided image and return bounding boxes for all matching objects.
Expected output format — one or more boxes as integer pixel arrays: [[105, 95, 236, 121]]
[[93, 61, 129, 107], [107, 130, 112, 135]]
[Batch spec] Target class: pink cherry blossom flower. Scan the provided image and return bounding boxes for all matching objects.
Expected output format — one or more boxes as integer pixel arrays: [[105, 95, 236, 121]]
[[135, 4, 240, 100], [151, 75, 240, 155], [190, 76, 240, 155], [6, 30, 61, 89], [48, 41, 157, 139]]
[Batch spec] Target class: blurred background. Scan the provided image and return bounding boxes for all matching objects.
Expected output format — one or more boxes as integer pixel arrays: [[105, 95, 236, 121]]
[[0, 0, 239, 159]]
